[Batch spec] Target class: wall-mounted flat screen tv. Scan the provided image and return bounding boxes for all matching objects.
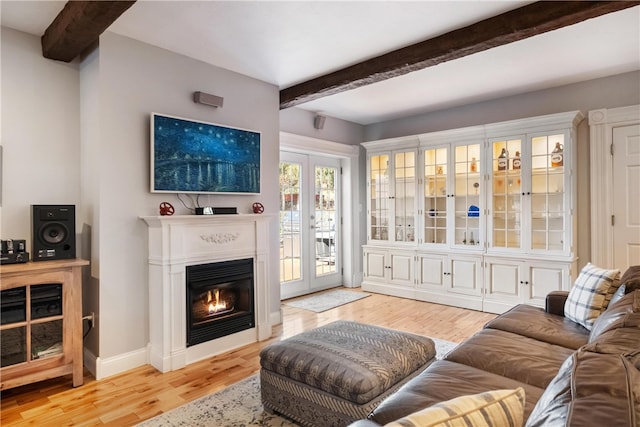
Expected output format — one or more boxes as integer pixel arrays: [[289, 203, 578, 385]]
[[150, 113, 261, 194]]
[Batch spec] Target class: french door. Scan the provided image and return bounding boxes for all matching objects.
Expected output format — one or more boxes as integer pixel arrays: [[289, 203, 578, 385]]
[[280, 152, 342, 299]]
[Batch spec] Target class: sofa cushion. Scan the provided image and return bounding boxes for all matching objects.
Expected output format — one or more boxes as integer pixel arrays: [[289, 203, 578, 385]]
[[444, 329, 574, 389], [586, 327, 640, 356], [620, 265, 640, 292], [484, 304, 589, 350], [609, 284, 628, 306], [589, 289, 640, 341], [525, 350, 640, 427], [369, 360, 544, 425], [385, 387, 525, 427], [564, 263, 621, 330], [610, 266, 640, 305]]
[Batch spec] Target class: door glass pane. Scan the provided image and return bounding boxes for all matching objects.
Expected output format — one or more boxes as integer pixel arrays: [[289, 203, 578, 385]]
[[315, 166, 337, 276], [424, 148, 447, 244], [531, 134, 565, 251], [492, 139, 522, 249], [454, 144, 481, 246], [394, 151, 415, 242], [370, 155, 389, 241], [279, 162, 302, 283]]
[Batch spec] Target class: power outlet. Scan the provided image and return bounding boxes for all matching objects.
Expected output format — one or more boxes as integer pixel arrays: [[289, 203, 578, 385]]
[[85, 312, 95, 329]]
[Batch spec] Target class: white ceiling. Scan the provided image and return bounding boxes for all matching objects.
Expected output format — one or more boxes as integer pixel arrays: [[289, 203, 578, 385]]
[[2, 1, 639, 125]]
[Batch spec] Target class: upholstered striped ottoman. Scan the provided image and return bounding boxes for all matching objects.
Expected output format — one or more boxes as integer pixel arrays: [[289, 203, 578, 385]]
[[259, 320, 436, 427]]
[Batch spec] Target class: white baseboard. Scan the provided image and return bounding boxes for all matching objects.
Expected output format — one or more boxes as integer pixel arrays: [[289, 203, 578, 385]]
[[83, 347, 98, 378], [347, 272, 363, 287], [270, 308, 282, 326], [95, 346, 149, 380]]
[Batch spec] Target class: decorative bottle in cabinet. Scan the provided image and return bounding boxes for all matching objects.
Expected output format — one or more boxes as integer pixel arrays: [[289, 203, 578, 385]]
[[551, 143, 563, 167], [512, 151, 521, 170], [470, 157, 478, 173], [498, 148, 508, 171]]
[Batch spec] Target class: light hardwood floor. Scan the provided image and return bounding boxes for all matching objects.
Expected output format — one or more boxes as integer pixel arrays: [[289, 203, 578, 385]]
[[0, 289, 496, 426]]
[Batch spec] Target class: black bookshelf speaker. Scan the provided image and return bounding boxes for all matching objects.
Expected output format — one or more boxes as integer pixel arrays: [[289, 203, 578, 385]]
[[31, 205, 76, 261]]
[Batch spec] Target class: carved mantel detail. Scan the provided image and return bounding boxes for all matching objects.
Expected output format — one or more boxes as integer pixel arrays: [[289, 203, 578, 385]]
[[200, 232, 240, 244]]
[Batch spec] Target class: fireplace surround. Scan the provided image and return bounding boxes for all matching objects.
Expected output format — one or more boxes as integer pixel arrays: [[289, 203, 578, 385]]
[[141, 214, 273, 373]]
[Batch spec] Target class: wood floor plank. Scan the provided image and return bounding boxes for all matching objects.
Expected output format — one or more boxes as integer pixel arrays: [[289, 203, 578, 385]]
[[0, 291, 496, 426]]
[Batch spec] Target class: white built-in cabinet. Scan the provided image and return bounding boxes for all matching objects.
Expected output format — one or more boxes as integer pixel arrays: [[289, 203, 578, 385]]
[[363, 247, 414, 287], [362, 111, 584, 314]]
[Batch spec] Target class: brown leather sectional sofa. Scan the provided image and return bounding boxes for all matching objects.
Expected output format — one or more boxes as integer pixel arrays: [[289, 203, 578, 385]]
[[349, 266, 640, 427]]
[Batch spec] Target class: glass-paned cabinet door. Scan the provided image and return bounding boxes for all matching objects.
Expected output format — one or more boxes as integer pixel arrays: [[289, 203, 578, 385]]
[[491, 138, 523, 250], [423, 147, 448, 244], [394, 151, 416, 242], [454, 144, 482, 247], [530, 133, 567, 252], [369, 154, 389, 241]]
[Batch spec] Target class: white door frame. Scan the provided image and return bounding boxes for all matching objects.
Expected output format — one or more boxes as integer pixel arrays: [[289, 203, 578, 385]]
[[280, 132, 361, 289], [588, 105, 640, 268]]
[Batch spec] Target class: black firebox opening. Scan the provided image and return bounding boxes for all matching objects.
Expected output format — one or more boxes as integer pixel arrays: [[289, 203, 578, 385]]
[[186, 258, 255, 347]]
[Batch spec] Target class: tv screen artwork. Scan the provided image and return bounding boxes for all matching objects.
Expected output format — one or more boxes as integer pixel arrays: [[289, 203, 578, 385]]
[[151, 113, 261, 194]]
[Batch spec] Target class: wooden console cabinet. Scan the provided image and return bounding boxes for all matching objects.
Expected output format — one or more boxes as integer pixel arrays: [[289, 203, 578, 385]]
[[0, 259, 88, 390]]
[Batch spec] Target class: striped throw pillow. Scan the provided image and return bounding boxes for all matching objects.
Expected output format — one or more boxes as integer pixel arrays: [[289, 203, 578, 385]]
[[564, 263, 621, 330], [385, 387, 525, 427]]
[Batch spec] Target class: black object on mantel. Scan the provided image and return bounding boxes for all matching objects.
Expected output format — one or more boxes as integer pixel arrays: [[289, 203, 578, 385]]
[[195, 207, 237, 215]]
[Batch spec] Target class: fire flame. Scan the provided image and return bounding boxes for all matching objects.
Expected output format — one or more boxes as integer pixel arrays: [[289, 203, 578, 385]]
[[207, 289, 227, 314]]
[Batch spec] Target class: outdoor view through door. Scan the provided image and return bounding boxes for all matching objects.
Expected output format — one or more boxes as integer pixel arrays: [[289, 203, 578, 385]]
[[280, 153, 341, 299]]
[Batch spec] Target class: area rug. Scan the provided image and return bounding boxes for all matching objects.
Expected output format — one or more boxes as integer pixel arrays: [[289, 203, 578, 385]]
[[136, 337, 457, 427], [283, 289, 370, 313]]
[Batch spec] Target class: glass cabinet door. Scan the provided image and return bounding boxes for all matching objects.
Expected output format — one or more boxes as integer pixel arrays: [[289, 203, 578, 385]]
[[423, 147, 448, 244], [394, 151, 416, 242], [454, 143, 482, 247], [530, 133, 566, 252], [491, 138, 523, 250], [369, 154, 389, 241]]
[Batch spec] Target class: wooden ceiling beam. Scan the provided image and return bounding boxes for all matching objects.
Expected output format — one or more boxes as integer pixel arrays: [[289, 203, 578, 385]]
[[42, 1, 136, 62], [280, 1, 640, 110]]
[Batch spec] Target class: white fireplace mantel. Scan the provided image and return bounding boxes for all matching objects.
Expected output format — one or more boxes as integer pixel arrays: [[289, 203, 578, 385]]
[[141, 214, 274, 372]]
